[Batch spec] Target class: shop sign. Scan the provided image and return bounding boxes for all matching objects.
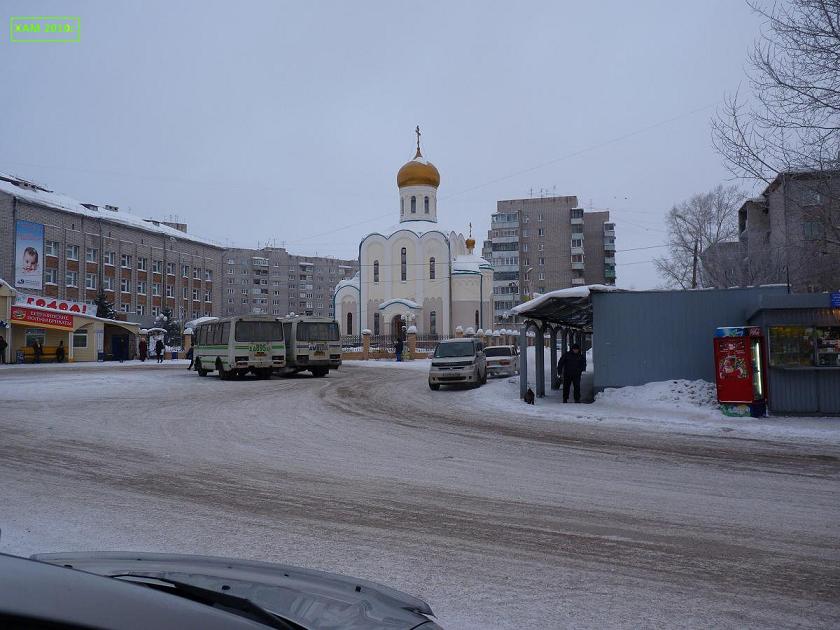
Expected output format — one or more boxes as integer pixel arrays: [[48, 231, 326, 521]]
[[831, 292, 840, 308], [10, 306, 74, 330], [15, 295, 90, 315]]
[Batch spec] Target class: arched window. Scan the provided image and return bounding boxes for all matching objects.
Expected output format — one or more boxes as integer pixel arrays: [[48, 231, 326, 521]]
[[373, 260, 379, 283], [410, 196, 416, 213], [475, 309, 479, 328], [430, 310, 437, 335], [400, 198, 404, 215], [424, 196, 429, 213], [374, 312, 380, 335], [400, 248, 407, 281], [346, 312, 353, 336], [429, 257, 436, 279]]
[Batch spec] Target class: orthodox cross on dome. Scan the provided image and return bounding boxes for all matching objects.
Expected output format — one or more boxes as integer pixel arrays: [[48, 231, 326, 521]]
[[469, 222, 472, 238], [415, 125, 422, 157]]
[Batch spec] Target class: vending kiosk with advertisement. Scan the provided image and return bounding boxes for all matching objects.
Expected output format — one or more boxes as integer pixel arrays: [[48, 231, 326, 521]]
[[713, 326, 768, 417]]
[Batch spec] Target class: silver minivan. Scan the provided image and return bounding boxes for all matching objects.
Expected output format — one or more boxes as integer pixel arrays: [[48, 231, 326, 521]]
[[428, 338, 487, 390]]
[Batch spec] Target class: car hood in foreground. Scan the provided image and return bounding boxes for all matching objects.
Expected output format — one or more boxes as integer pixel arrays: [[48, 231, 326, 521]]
[[33, 552, 439, 630]]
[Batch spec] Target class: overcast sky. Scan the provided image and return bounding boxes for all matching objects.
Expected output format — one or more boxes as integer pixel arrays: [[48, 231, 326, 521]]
[[1, 0, 766, 288]]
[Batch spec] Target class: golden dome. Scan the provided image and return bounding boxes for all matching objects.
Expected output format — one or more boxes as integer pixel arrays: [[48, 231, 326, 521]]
[[397, 147, 440, 188]]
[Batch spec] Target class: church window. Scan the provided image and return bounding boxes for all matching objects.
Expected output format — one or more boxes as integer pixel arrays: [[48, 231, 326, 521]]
[[400, 248, 407, 281], [400, 198, 404, 215], [429, 257, 436, 279], [346, 312, 353, 335], [430, 311, 437, 335], [374, 312, 380, 335], [410, 196, 416, 214], [424, 196, 429, 213], [373, 260, 379, 283], [475, 309, 480, 329]]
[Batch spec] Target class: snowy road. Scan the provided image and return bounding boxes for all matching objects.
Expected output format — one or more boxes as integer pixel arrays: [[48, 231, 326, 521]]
[[1, 362, 839, 629]]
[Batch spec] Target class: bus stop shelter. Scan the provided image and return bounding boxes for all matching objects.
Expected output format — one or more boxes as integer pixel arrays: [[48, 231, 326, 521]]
[[510, 284, 619, 400]]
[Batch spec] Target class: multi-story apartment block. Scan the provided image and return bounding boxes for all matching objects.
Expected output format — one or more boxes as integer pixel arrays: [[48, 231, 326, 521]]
[[223, 246, 357, 318], [0, 173, 224, 326], [736, 169, 839, 293], [483, 195, 615, 325]]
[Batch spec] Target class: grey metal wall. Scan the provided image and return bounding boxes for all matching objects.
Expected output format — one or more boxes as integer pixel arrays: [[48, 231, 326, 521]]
[[591, 286, 788, 390]]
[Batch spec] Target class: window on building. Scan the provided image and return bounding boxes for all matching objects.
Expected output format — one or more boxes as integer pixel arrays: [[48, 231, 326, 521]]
[[166, 262, 175, 275], [346, 312, 353, 335], [137, 304, 145, 315], [192, 288, 199, 301], [120, 278, 129, 293], [137, 257, 147, 271], [429, 257, 436, 279], [374, 312, 380, 335], [137, 281, 146, 295], [103, 276, 113, 291], [475, 309, 480, 328], [66, 245, 79, 260], [400, 197, 404, 215], [430, 310, 436, 335], [803, 221, 824, 240], [152, 260, 162, 273], [538, 213, 543, 222], [120, 254, 131, 268], [72, 328, 88, 348], [205, 269, 213, 282], [45, 268, 56, 285], [539, 257, 545, 266], [538, 272, 545, 280], [571, 239, 583, 248], [103, 251, 114, 266], [401, 248, 407, 281], [182, 264, 189, 277], [424, 196, 429, 213], [538, 243, 544, 251], [25, 328, 46, 348], [183, 287, 189, 299], [66, 271, 78, 287], [86, 248, 98, 263], [204, 290, 212, 302], [120, 303, 130, 313], [152, 283, 161, 296], [45, 241, 58, 256], [166, 285, 173, 298], [152, 306, 160, 317], [85, 273, 96, 290], [193, 267, 201, 280], [538, 228, 545, 237], [572, 254, 584, 262]]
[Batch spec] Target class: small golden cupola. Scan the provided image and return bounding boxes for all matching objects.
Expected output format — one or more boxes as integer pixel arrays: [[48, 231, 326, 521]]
[[397, 126, 441, 189], [466, 223, 476, 254]]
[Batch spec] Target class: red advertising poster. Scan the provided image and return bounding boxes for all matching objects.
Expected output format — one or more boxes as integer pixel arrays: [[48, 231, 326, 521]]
[[714, 337, 753, 403], [10, 306, 74, 330]]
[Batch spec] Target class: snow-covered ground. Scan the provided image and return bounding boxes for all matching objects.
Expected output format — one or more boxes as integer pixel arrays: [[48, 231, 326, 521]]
[[2, 362, 839, 628]]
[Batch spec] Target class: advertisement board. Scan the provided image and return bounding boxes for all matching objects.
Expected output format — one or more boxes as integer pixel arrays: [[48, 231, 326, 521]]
[[15, 294, 90, 315], [14, 220, 44, 290], [10, 306, 74, 330]]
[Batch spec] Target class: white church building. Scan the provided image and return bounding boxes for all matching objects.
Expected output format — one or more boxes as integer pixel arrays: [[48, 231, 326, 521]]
[[334, 131, 493, 338]]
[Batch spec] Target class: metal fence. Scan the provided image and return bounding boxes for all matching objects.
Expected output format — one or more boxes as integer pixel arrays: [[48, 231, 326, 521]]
[[341, 335, 362, 351]]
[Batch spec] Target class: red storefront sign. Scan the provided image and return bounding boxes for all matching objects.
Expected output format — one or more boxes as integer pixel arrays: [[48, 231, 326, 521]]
[[10, 306, 74, 330], [15, 295, 89, 314]]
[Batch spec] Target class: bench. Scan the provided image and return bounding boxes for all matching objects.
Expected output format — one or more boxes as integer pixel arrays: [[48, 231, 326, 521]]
[[20, 346, 66, 363]]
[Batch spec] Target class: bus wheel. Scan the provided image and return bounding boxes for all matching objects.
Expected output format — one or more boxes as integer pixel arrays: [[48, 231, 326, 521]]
[[259, 368, 272, 380], [216, 358, 229, 380], [195, 359, 208, 377], [311, 367, 328, 377]]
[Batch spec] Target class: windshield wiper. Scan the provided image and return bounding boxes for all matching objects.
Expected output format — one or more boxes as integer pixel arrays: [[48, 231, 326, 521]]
[[115, 575, 307, 630]]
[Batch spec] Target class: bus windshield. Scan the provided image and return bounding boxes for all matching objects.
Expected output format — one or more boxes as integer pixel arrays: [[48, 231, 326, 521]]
[[234, 321, 283, 342], [296, 322, 340, 341]]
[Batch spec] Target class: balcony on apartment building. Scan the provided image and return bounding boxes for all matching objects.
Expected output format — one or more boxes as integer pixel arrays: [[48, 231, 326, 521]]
[[571, 241, 585, 255], [251, 257, 269, 267], [604, 240, 616, 252], [570, 208, 584, 225], [571, 261, 585, 270], [605, 266, 616, 279], [604, 255, 615, 265], [571, 277, 586, 286], [603, 222, 616, 237]]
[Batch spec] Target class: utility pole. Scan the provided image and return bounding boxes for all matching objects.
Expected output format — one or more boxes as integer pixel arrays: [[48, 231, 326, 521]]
[[691, 239, 699, 289]]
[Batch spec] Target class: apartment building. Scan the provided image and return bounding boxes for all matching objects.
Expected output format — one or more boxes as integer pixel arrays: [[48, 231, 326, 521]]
[[0, 173, 224, 326], [223, 246, 357, 318], [483, 195, 615, 325]]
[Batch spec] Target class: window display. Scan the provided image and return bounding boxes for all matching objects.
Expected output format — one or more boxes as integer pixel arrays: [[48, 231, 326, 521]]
[[816, 327, 840, 367], [768, 326, 814, 367]]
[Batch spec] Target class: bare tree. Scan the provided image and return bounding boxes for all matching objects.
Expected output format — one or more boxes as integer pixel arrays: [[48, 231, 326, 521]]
[[654, 185, 745, 289], [712, 0, 840, 182]]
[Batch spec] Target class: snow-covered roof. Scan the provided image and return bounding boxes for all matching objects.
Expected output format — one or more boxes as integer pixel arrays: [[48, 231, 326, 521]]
[[511, 284, 621, 315], [452, 253, 492, 274], [182, 327, 194, 335], [184, 316, 217, 328], [0, 175, 222, 248], [334, 273, 360, 293], [378, 298, 421, 310]]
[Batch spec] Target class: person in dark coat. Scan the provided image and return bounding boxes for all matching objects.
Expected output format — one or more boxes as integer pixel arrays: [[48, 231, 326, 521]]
[[186, 346, 194, 370], [155, 339, 165, 364], [557, 344, 586, 403], [55, 340, 66, 363], [395, 337, 404, 362], [0, 335, 7, 364], [138, 339, 148, 362], [32, 339, 43, 364]]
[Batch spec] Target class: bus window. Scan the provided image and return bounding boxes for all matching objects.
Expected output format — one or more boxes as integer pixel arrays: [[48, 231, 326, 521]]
[[221, 321, 230, 343], [296, 322, 340, 341], [235, 320, 282, 342]]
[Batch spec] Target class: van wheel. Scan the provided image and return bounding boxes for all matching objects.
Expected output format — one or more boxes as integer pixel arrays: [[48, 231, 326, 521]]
[[429, 381, 440, 391], [481, 368, 488, 385], [216, 358, 229, 380], [195, 359, 207, 376], [311, 367, 328, 377]]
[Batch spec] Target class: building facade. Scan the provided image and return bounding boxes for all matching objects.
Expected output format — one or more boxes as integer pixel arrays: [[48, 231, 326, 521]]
[[483, 196, 615, 326], [737, 169, 840, 293], [334, 133, 493, 337], [222, 246, 357, 318], [0, 173, 224, 327]]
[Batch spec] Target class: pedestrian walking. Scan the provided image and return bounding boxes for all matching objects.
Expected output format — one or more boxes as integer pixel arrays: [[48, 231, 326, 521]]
[[32, 339, 43, 364], [186, 346, 194, 370], [557, 344, 586, 403], [0, 334, 7, 364], [55, 340, 66, 363], [395, 337, 404, 362], [155, 339, 165, 364], [138, 338, 148, 362]]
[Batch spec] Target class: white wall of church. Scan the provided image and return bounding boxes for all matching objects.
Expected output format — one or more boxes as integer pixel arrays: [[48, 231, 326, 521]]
[[399, 184, 437, 223]]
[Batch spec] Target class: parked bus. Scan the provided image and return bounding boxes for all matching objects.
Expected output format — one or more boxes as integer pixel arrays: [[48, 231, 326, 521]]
[[193, 315, 285, 379], [279, 315, 341, 377]]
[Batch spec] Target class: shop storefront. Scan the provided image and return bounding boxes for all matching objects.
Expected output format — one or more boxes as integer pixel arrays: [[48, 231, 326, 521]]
[[0, 280, 139, 363]]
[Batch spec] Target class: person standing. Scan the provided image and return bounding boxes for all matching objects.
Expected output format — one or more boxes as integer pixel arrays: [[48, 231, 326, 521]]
[[55, 340, 66, 363], [138, 338, 148, 362], [186, 346, 194, 370], [0, 335, 7, 364], [557, 344, 586, 403], [155, 338, 165, 364], [32, 339, 43, 364], [395, 337, 404, 362]]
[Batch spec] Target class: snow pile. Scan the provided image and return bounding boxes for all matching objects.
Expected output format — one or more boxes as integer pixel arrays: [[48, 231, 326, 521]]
[[596, 379, 718, 412]]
